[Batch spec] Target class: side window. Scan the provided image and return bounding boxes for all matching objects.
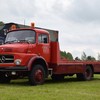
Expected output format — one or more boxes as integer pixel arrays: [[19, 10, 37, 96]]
[[38, 34, 48, 43]]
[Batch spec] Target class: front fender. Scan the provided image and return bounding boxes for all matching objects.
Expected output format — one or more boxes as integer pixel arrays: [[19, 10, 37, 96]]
[[27, 55, 48, 71]]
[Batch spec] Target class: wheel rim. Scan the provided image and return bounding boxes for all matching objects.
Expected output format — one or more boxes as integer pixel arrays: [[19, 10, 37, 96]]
[[85, 68, 91, 79], [34, 69, 43, 83]]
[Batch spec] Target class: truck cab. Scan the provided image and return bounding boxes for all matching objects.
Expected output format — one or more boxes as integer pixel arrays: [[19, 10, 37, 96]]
[[0, 24, 52, 85], [4, 28, 51, 62]]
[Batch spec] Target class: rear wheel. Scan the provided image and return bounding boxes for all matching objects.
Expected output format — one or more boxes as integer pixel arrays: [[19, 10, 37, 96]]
[[29, 64, 45, 85], [77, 66, 93, 81]]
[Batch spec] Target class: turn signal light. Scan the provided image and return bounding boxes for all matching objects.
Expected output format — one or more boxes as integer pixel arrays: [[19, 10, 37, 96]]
[[31, 22, 35, 28]]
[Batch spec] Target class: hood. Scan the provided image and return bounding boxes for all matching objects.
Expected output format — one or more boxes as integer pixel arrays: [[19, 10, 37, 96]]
[[0, 43, 29, 53]]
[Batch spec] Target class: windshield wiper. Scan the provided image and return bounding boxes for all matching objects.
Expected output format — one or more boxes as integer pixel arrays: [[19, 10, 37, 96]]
[[18, 40, 29, 43], [5, 40, 31, 44], [5, 40, 19, 44]]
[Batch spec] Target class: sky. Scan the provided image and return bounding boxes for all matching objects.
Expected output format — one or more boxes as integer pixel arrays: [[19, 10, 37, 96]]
[[0, 0, 100, 59]]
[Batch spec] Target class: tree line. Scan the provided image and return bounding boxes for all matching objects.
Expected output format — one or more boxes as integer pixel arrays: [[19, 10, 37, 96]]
[[61, 51, 100, 61], [60, 51, 73, 60]]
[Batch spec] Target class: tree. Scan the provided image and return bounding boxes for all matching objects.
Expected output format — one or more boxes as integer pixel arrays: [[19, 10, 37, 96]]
[[66, 52, 73, 60], [60, 51, 73, 60], [75, 57, 81, 61], [81, 52, 87, 60], [97, 53, 100, 61], [87, 56, 96, 61], [0, 21, 4, 25], [60, 51, 67, 59]]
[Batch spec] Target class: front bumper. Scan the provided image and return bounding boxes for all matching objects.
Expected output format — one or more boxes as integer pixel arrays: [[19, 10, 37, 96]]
[[0, 66, 28, 72]]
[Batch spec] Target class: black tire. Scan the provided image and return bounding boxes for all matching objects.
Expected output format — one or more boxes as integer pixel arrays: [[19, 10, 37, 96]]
[[0, 74, 11, 83], [77, 66, 93, 81], [29, 64, 45, 85], [51, 74, 64, 81]]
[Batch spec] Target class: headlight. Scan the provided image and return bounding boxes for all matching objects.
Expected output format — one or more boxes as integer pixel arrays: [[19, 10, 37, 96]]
[[14, 59, 21, 65]]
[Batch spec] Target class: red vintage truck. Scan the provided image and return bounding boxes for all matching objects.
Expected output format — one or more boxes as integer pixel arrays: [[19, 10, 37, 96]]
[[0, 23, 100, 85]]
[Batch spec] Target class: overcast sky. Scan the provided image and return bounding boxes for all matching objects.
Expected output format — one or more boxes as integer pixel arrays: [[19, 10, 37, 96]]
[[0, 0, 100, 59]]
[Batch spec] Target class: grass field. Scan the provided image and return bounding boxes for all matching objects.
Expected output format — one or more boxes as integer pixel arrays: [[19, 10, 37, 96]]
[[0, 75, 100, 100]]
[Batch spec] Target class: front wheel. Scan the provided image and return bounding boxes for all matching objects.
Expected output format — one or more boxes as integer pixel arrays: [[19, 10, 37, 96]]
[[0, 74, 11, 83], [29, 64, 45, 85]]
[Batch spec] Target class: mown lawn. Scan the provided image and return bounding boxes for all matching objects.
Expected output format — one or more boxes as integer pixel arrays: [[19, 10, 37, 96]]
[[0, 75, 100, 100]]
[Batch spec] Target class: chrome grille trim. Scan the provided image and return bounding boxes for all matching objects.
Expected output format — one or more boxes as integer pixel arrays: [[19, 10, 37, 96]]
[[0, 55, 14, 63]]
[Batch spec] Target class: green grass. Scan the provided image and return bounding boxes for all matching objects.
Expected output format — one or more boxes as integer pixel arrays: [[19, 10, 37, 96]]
[[0, 75, 100, 100]]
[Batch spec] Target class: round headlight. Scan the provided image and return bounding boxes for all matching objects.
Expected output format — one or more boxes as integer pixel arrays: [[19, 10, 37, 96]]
[[14, 59, 21, 65]]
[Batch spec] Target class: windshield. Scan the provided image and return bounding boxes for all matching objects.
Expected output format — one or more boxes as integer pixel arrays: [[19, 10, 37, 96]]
[[5, 30, 36, 44]]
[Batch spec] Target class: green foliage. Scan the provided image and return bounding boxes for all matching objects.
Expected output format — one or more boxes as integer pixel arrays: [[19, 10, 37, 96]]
[[0, 21, 4, 26], [66, 52, 73, 60], [81, 52, 96, 61], [87, 56, 96, 61], [60, 51, 67, 58], [60, 51, 73, 60]]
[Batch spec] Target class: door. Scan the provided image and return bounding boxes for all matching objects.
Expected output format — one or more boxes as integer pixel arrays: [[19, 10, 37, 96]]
[[37, 33, 50, 62]]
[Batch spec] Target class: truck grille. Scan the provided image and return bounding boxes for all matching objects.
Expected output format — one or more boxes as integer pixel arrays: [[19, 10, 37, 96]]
[[0, 55, 14, 63]]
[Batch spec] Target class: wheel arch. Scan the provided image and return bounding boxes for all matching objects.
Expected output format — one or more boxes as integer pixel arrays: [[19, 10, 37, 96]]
[[27, 56, 48, 78], [77, 64, 94, 81]]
